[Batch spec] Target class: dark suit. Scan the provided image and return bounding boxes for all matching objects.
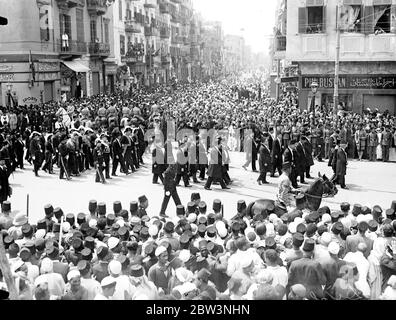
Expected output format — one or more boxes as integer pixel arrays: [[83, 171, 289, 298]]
[[258, 144, 271, 183], [111, 138, 127, 175], [295, 142, 307, 183], [283, 147, 298, 188], [152, 147, 165, 184], [271, 138, 282, 177], [288, 257, 327, 299], [381, 131, 392, 162], [302, 139, 314, 177], [159, 166, 182, 216], [336, 147, 347, 187]]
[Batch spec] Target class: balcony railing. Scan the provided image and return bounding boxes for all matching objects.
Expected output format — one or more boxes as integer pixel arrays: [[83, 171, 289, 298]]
[[275, 35, 286, 51], [87, 0, 107, 16], [160, 27, 171, 38], [159, 2, 170, 14], [144, 0, 158, 9], [55, 0, 79, 9], [125, 21, 142, 33], [88, 42, 110, 56], [171, 35, 183, 44], [57, 39, 87, 55], [161, 54, 171, 64], [144, 26, 158, 37]]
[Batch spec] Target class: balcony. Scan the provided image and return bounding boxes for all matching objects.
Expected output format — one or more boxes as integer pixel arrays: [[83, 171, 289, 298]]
[[161, 54, 171, 65], [160, 27, 171, 38], [87, 0, 107, 16], [125, 21, 142, 33], [134, 13, 144, 24], [275, 35, 286, 51], [171, 35, 183, 45], [144, 26, 158, 37], [144, 0, 157, 9], [88, 42, 110, 56], [57, 39, 87, 56], [56, 0, 80, 9], [159, 2, 170, 14], [171, 13, 180, 24]]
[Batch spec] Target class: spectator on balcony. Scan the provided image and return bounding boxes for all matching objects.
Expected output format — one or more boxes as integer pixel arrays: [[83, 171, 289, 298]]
[[61, 32, 69, 51]]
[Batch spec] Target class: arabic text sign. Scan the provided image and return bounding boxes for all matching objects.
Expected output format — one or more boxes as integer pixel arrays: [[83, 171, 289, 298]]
[[302, 75, 396, 90]]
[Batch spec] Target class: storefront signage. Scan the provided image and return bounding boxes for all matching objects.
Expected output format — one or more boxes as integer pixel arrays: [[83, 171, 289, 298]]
[[38, 72, 59, 81], [0, 65, 13, 72], [0, 74, 14, 81], [35, 62, 59, 72], [22, 97, 38, 103], [303, 75, 396, 90]]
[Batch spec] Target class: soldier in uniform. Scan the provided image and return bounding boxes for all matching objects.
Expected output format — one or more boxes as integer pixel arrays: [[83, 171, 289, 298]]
[[368, 127, 379, 161], [355, 125, 367, 161], [100, 133, 112, 180], [196, 135, 208, 181], [121, 127, 135, 173], [282, 124, 291, 152], [42, 134, 55, 174], [14, 133, 24, 170], [93, 138, 106, 184], [58, 134, 71, 180], [381, 126, 392, 162], [29, 131, 43, 177], [295, 137, 308, 184], [315, 125, 324, 162], [0, 154, 11, 205], [257, 135, 271, 185], [204, 136, 230, 190], [301, 135, 314, 179]]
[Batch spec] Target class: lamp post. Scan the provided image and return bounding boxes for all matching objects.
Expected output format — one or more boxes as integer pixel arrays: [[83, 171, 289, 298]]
[[310, 81, 318, 126], [6, 82, 13, 109]]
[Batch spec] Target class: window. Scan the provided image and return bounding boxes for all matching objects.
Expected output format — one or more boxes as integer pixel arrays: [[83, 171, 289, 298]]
[[76, 8, 85, 42], [119, 0, 123, 21], [298, 6, 326, 33], [340, 5, 362, 33], [90, 20, 97, 43], [60, 14, 72, 38], [126, 3, 132, 20], [104, 21, 109, 44], [120, 34, 125, 55], [374, 5, 391, 33]]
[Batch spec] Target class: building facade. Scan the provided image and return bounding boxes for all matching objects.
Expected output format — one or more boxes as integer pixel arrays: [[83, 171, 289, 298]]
[[0, 0, 115, 106], [279, 0, 396, 115]]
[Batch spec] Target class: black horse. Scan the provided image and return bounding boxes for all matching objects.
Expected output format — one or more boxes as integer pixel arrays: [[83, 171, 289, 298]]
[[246, 173, 338, 220]]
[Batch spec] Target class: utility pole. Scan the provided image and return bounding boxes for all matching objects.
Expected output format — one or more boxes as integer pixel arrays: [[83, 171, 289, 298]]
[[334, 2, 341, 115]]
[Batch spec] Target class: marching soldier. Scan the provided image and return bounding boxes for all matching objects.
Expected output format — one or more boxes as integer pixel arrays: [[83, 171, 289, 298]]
[[101, 133, 112, 180], [42, 133, 55, 174], [58, 134, 71, 180], [29, 131, 43, 177], [368, 127, 379, 162], [93, 138, 106, 184], [111, 128, 130, 176]]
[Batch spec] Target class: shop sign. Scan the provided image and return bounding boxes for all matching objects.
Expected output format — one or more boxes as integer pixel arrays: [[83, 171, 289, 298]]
[[303, 75, 396, 90], [22, 97, 38, 104]]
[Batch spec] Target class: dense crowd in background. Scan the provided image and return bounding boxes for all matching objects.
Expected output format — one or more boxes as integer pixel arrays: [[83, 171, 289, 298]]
[[0, 73, 396, 300]]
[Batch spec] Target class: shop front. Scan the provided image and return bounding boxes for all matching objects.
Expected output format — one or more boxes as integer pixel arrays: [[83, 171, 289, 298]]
[[60, 60, 90, 100], [300, 74, 396, 115]]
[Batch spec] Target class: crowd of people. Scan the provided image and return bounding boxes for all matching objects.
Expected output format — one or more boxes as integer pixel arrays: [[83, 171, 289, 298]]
[[1, 192, 396, 300], [0, 74, 396, 300]]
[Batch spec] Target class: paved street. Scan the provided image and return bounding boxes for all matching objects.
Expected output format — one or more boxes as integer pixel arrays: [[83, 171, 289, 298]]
[[8, 151, 396, 224]]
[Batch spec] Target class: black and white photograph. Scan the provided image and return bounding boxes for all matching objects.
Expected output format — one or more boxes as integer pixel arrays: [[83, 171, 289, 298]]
[[0, 0, 396, 305]]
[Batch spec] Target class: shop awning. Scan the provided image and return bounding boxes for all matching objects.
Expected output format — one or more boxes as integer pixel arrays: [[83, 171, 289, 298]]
[[61, 60, 90, 73]]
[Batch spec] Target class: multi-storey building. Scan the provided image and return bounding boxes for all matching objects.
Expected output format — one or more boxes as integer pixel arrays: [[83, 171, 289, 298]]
[[275, 0, 396, 114], [201, 21, 224, 79], [0, 0, 115, 105], [224, 35, 245, 75]]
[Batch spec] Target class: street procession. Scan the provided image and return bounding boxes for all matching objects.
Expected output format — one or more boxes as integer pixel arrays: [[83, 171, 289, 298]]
[[1, 0, 396, 303]]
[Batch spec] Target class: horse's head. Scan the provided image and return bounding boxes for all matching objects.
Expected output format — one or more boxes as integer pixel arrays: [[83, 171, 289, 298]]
[[318, 172, 338, 197]]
